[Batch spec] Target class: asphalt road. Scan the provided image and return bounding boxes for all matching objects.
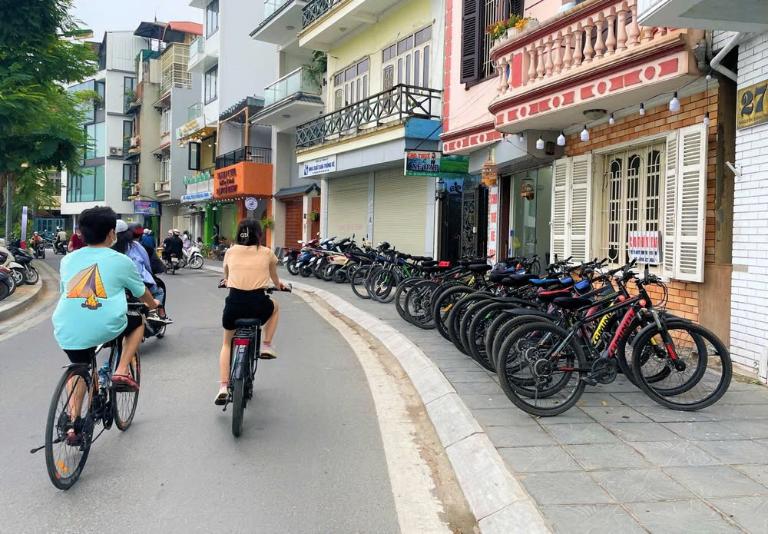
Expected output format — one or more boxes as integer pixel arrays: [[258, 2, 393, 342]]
[[0, 257, 400, 533]]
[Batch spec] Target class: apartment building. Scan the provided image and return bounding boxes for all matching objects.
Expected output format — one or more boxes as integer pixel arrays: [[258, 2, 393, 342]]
[[179, 0, 277, 245], [639, 0, 768, 380], [61, 31, 148, 225]]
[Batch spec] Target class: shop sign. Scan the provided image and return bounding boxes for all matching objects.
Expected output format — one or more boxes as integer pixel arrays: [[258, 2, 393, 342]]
[[301, 155, 336, 177], [216, 167, 239, 196], [487, 185, 499, 262], [737, 77, 768, 129], [628, 231, 660, 264], [180, 191, 213, 203], [134, 200, 160, 215], [176, 116, 205, 140], [183, 170, 212, 185], [404, 151, 470, 177], [245, 197, 258, 211]]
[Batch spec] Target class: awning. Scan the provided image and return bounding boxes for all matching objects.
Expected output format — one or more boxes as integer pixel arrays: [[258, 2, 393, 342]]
[[134, 21, 202, 42], [275, 184, 320, 199]]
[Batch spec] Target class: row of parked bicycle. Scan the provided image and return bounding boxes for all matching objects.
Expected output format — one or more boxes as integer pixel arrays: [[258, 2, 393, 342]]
[[283, 236, 732, 417], [0, 240, 42, 302]]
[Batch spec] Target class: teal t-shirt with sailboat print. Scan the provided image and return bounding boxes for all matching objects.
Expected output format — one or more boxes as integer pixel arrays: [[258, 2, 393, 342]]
[[52, 247, 146, 350]]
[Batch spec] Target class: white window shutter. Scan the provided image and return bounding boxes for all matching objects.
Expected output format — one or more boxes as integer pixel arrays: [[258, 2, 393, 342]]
[[569, 154, 592, 262], [551, 158, 569, 260], [674, 124, 708, 282], [662, 131, 677, 278]]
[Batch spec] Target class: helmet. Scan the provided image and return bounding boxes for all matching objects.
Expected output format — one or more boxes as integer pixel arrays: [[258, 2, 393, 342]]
[[33, 231, 39, 235], [173, 229, 181, 236], [143, 228, 151, 235], [128, 223, 143, 238], [56, 226, 61, 231], [115, 219, 129, 233], [168, 230, 173, 236]]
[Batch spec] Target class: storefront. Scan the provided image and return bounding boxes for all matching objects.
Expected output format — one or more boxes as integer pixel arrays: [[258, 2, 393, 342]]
[[181, 170, 215, 244], [500, 167, 552, 263], [325, 174, 369, 239], [274, 184, 320, 249], [133, 200, 161, 236], [212, 157, 273, 244]]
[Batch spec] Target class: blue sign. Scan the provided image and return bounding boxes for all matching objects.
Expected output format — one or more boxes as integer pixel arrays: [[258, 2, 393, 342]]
[[180, 191, 213, 203], [134, 200, 160, 215]]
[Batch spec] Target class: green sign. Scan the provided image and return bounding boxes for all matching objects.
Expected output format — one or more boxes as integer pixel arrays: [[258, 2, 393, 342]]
[[404, 151, 469, 177]]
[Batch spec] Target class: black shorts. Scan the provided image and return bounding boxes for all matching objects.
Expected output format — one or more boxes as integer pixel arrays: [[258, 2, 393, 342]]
[[63, 313, 143, 364], [222, 288, 274, 330]]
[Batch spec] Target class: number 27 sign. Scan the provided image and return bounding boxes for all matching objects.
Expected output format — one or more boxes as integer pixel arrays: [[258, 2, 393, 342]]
[[737, 77, 768, 129]]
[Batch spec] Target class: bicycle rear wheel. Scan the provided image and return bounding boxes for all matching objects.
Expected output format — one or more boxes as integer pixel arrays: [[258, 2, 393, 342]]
[[350, 265, 372, 299], [631, 321, 731, 411], [232, 377, 246, 437], [405, 280, 439, 328], [432, 285, 473, 341], [111, 345, 141, 431], [45, 365, 94, 490]]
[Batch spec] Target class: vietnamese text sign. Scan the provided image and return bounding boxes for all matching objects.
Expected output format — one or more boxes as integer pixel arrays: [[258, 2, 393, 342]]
[[404, 151, 470, 177], [134, 200, 160, 216], [301, 155, 336, 177], [628, 231, 660, 264]]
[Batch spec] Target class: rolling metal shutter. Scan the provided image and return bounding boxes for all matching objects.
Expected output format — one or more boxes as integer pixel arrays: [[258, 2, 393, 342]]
[[327, 175, 369, 239], [373, 168, 429, 255]]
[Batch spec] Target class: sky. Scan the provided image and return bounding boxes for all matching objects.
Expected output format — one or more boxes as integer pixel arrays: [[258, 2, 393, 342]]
[[73, 0, 202, 38]]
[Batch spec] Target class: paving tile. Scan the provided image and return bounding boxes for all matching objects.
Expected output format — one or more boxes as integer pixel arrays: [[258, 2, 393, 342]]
[[733, 464, 768, 486], [590, 468, 695, 503], [605, 422, 682, 442], [581, 406, 653, 424], [520, 471, 614, 505], [718, 389, 768, 404], [598, 378, 637, 393], [498, 446, 581, 473], [544, 423, 621, 445], [710, 496, 768, 533], [575, 393, 626, 407], [461, 393, 516, 410], [631, 405, 718, 423], [534, 407, 594, 425], [704, 403, 768, 420], [486, 425, 557, 447], [541, 504, 645, 534], [627, 500, 742, 534], [471, 407, 539, 427], [664, 466, 768, 498], [566, 442, 652, 470], [721, 419, 768, 439], [662, 421, 747, 441], [694, 440, 768, 465], [442, 370, 495, 383], [610, 391, 659, 407], [452, 380, 504, 396], [628, 441, 719, 467]]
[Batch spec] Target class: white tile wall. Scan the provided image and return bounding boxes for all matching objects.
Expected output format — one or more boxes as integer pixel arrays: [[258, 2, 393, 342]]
[[730, 32, 768, 380]]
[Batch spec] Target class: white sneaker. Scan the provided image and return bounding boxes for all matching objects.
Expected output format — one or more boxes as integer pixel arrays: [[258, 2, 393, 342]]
[[214, 385, 228, 406], [260, 343, 277, 359]]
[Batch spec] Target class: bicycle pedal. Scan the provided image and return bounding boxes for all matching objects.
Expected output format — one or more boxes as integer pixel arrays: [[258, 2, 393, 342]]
[[581, 376, 599, 386]]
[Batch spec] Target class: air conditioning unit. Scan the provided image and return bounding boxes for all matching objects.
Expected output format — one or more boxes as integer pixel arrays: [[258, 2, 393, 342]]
[[154, 182, 163, 192], [109, 146, 123, 157]]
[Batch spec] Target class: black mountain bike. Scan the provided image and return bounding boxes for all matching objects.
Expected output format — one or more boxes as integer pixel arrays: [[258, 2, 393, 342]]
[[37, 304, 143, 490], [218, 283, 292, 437]]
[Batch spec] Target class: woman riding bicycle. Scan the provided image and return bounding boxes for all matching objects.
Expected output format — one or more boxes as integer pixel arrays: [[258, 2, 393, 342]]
[[215, 219, 286, 405]]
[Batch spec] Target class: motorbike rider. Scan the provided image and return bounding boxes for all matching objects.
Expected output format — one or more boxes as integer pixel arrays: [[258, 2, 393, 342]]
[[182, 231, 192, 251], [162, 229, 183, 263], [214, 219, 286, 405], [120, 223, 171, 323], [68, 227, 85, 252], [30, 232, 43, 249], [140, 228, 156, 250], [55, 227, 67, 252]]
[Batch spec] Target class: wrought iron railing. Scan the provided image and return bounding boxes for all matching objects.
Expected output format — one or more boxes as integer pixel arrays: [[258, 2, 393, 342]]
[[215, 146, 272, 169], [302, 0, 343, 28], [296, 84, 441, 149]]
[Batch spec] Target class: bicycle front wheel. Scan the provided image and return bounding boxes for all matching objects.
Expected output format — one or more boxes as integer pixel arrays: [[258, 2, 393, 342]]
[[111, 346, 141, 431], [45, 365, 94, 490], [631, 321, 732, 411]]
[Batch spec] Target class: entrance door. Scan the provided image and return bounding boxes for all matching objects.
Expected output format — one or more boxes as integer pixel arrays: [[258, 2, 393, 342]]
[[283, 198, 303, 248], [508, 167, 552, 264], [310, 197, 320, 239]]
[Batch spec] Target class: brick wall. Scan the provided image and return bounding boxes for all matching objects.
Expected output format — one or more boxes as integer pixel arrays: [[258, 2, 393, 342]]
[[563, 89, 722, 323], [730, 33, 768, 379]]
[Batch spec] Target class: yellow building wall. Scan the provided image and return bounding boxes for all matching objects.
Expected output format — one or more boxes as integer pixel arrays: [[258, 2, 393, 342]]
[[324, 0, 432, 114]]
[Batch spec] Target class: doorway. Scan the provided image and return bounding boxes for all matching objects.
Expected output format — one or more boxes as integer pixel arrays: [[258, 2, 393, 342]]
[[505, 167, 552, 264]]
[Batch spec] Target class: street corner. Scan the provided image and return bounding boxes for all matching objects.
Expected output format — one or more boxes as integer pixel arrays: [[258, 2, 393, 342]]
[[0, 257, 58, 331]]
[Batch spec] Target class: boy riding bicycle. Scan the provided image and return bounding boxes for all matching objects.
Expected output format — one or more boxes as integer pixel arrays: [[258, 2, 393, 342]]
[[52, 207, 159, 443]]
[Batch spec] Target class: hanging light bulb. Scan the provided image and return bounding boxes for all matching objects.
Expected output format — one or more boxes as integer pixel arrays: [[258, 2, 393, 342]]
[[608, 113, 615, 126], [556, 131, 566, 146], [536, 136, 545, 150], [669, 92, 680, 113], [706, 73, 712, 81], [518, 133, 525, 143], [639, 102, 646, 116], [580, 125, 589, 142], [703, 112, 710, 127]]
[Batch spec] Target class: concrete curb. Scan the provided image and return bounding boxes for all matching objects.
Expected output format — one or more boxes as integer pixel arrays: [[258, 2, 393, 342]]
[[0, 260, 53, 322], [204, 265, 550, 533]]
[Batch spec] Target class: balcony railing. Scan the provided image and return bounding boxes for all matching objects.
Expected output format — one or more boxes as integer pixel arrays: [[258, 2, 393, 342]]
[[296, 84, 441, 149], [215, 146, 273, 169], [265, 0, 291, 18], [160, 43, 191, 93], [189, 36, 204, 64], [188, 102, 203, 121], [264, 67, 321, 107], [490, 0, 685, 99], [302, 0, 343, 28]]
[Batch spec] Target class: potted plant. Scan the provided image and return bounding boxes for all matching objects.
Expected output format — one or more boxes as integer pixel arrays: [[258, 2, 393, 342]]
[[304, 51, 327, 89], [309, 210, 320, 222], [261, 216, 275, 230]]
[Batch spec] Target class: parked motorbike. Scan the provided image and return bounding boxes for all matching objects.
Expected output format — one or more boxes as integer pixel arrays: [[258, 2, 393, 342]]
[[0, 265, 16, 301], [183, 245, 204, 269], [281, 246, 301, 275], [0, 245, 39, 285]]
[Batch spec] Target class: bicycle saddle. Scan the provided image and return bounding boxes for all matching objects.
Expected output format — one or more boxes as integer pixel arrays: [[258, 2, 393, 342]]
[[468, 264, 492, 273], [499, 273, 538, 286], [234, 318, 262, 327]]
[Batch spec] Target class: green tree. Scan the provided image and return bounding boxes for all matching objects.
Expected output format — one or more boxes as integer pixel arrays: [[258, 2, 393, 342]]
[[0, 0, 97, 236]]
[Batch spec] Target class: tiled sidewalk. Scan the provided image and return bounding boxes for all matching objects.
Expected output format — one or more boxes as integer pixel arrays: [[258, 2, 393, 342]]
[[288, 274, 768, 534]]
